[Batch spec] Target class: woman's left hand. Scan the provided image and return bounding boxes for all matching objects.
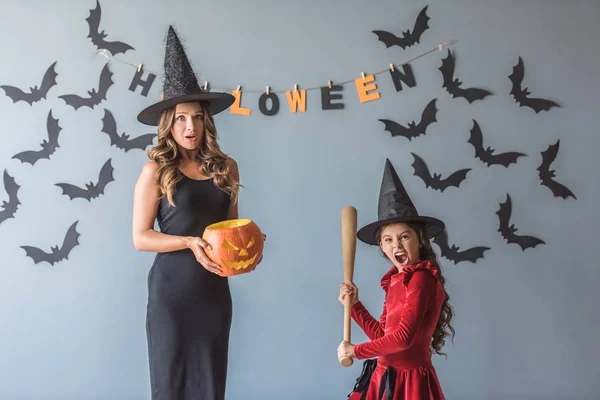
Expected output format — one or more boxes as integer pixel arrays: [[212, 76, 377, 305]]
[[249, 233, 267, 272], [337, 341, 355, 361]]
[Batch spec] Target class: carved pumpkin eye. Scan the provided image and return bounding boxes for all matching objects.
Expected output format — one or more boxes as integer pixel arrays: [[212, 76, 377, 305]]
[[222, 240, 239, 250], [246, 237, 255, 248]]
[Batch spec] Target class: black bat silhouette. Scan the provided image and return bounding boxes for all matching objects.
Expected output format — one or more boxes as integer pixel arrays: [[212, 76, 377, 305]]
[[496, 194, 545, 251], [372, 5, 430, 50], [1, 61, 58, 105], [439, 49, 493, 103], [508, 57, 560, 113], [410, 152, 470, 192], [537, 140, 576, 199], [0, 170, 21, 226], [467, 119, 526, 167], [55, 159, 114, 201], [12, 110, 62, 165], [433, 230, 489, 264], [58, 63, 114, 110], [101, 109, 155, 152], [21, 221, 80, 266], [86, 0, 134, 56], [378, 98, 437, 140]]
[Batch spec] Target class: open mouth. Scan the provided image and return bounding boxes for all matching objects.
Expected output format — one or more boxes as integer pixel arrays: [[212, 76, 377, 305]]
[[185, 134, 197, 141], [394, 252, 408, 264]]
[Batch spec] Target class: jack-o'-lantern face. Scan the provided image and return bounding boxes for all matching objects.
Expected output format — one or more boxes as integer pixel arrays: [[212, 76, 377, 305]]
[[221, 235, 258, 269], [202, 219, 265, 277]]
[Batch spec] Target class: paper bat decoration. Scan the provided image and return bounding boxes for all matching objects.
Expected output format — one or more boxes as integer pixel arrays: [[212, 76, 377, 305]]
[[1, 61, 58, 105], [372, 5, 430, 50], [496, 194, 545, 251], [537, 140, 576, 199], [0, 170, 21, 226], [55, 159, 114, 201], [21, 221, 80, 266], [467, 119, 526, 167], [508, 57, 560, 113], [86, 0, 134, 56], [101, 109, 155, 152], [439, 49, 493, 103], [378, 98, 437, 140], [410, 152, 470, 192], [432, 230, 489, 264], [58, 63, 113, 110], [12, 110, 62, 165]]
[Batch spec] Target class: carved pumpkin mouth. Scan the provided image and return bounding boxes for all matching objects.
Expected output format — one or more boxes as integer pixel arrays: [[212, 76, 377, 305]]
[[223, 253, 258, 270]]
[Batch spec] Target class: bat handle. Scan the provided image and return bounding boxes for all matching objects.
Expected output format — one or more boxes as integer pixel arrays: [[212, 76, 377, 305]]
[[340, 295, 354, 367]]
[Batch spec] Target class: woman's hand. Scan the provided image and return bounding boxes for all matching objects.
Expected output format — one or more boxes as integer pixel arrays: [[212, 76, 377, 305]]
[[186, 237, 223, 275], [337, 341, 355, 361], [339, 281, 359, 307]]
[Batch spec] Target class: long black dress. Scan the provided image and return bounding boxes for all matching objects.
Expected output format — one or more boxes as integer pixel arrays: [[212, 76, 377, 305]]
[[146, 173, 232, 400]]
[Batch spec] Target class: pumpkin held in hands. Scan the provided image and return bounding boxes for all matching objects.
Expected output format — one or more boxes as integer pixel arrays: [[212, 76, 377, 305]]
[[202, 219, 265, 277]]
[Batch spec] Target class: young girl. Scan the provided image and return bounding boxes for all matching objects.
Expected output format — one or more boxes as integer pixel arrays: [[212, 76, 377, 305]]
[[338, 159, 454, 400]]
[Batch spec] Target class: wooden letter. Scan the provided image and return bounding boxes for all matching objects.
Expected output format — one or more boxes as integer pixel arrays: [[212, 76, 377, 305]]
[[355, 74, 381, 103]]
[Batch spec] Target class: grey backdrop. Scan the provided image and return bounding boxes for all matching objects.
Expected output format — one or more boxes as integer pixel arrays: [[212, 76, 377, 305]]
[[1, 0, 598, 399]]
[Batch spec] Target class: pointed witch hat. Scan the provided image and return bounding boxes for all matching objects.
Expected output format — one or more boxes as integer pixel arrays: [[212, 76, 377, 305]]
[[137, 25, 235, 126], [357, 158, 445, 245]]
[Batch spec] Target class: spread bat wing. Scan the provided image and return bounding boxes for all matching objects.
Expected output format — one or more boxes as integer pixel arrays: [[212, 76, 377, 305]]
[[0, 170, 21, 225], [12, 110, 61, 165], [55, 158, 114, 201], [537, 140, 576, 199], [509, 57, 560, 114], [467, 120, 526, 167], [1, 61, 58, 105], [496, 194, 545, 251], [59, 63, 114, 110], [21, 221, 80, 265], [411, 152, 470, 192], [85, 0, 134, 55], [372, 6, 430, 49], [101, 109, 155, 151], [378, 98, 437, 140], [433, 230, 489, 264], [440, 49, 493, 103]]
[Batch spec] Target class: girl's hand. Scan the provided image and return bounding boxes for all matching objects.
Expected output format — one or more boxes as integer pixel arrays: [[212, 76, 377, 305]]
[[339, 281, 359, 307]]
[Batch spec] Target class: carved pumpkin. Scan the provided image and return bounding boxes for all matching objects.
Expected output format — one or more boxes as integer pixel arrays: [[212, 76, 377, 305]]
[[202, 219, 264, 277]]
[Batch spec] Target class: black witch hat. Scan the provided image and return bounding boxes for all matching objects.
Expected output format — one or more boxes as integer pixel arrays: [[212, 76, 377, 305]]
[[137, 25, 235, 126], [357, 158, 445, 245]]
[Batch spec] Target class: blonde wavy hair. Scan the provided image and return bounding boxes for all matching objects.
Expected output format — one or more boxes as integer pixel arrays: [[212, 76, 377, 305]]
[[146, 101, 240, 206]]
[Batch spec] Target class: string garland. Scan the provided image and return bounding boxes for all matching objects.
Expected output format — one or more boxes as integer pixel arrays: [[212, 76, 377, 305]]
[[96, 39, 458, 95]]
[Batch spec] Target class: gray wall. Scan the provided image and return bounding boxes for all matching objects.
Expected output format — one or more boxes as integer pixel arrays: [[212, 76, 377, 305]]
[[1, 1, 598, 399]]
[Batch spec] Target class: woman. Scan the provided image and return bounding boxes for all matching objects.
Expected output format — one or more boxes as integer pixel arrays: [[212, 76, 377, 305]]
[[338, 159, 455, 400], [132, 26, 255, 400]]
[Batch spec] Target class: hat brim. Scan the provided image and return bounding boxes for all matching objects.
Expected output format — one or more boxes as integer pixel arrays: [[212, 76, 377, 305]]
[[357, 215, 445, 245], [137, 92, 235, 126]]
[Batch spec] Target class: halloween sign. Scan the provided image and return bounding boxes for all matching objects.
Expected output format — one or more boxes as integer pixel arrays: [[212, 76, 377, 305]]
[[202, 219, 265, 277]]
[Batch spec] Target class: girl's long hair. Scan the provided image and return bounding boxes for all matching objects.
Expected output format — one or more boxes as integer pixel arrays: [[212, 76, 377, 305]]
[[146, 101, 240, 206], [376, 222, 455, 356]]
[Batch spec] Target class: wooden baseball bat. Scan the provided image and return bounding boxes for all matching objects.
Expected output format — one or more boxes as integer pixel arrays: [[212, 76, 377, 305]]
[[340, 206, 357, 367]]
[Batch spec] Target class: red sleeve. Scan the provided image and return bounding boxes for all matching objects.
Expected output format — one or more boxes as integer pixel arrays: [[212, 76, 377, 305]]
[[350, 300, 387, 340], [353, 271, 436, 359]]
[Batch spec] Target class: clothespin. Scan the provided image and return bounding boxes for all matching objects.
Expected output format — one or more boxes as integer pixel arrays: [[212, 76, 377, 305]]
[[266, 86, 270, 95], [236, 85, 241, 93], [328, 80, 332, 89], [137, 64, 143, 72], [389, 63, 395, 72], [438, 44, 443, 51], [294, 84, 298, 91], [361, 72, 366, 80], [204, 81, 208, 91]]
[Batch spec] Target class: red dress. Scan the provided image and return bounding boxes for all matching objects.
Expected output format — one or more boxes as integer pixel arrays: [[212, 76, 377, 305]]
[[347, 260, 446, 400]]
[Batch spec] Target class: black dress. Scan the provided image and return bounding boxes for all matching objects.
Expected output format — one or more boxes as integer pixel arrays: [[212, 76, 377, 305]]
[[146, 174, 232, 400]]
